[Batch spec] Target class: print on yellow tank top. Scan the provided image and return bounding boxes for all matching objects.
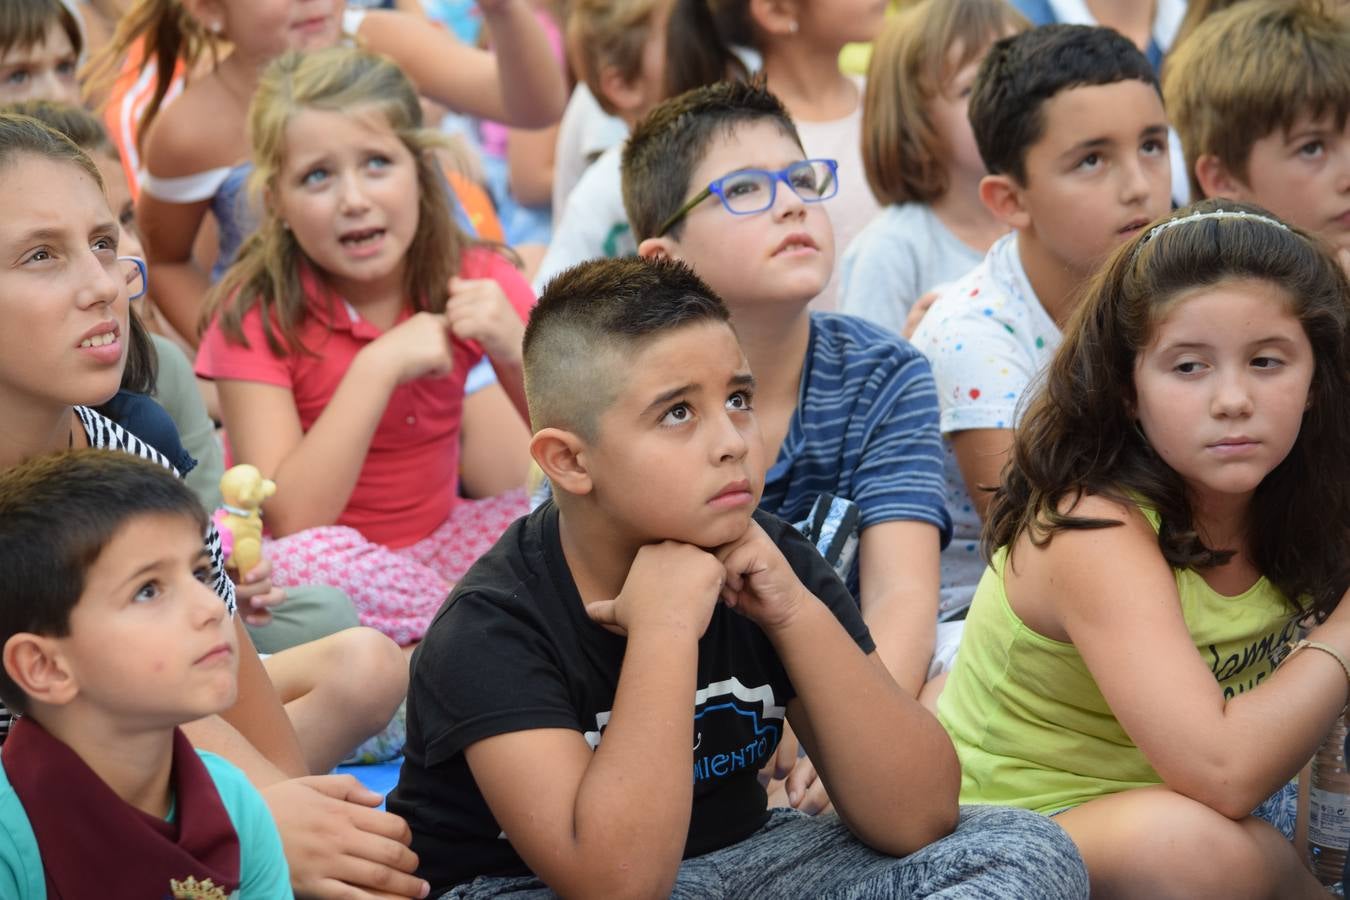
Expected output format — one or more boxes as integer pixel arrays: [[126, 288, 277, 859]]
[[936, 505, 1300, 814]]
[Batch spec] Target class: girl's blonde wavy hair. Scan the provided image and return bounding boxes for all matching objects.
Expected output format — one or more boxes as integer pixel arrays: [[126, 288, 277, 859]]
[[203, 46, 469, 356]]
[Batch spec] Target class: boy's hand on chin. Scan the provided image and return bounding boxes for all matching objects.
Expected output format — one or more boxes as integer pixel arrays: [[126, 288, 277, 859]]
[[586, 541, 724, 639], [715, 521, 809, 632]]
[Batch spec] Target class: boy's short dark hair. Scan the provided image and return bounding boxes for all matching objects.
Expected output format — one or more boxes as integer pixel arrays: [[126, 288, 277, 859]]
[[969, 24, 1158, 184], [0, 0, 82, 61], [1164, 0, 1350, 201], [525, 257, 731, 440], [622, 78, 804, 243], [0, 451, 207, 715]]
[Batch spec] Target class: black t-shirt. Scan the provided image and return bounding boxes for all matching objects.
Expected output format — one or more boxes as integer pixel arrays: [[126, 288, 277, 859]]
[[387, 503, 874, 892]]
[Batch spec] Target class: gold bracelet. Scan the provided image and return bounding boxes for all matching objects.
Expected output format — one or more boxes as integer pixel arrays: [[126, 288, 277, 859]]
[[1282, 639, 1350, 683]]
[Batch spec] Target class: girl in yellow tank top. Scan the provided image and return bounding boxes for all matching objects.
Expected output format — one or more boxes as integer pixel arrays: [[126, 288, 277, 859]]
[[937, 199, 1350, 899]]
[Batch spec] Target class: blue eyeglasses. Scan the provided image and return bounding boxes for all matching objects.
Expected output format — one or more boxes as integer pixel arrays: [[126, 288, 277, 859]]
[[118, 256, 147, 301], [656, 158, 839, 237]]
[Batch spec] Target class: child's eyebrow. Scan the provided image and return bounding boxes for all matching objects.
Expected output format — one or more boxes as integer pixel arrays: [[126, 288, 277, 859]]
[[728, 373, 756, 390], [1058, 123, 1168, 161], [11, 222, 118, 244], [13, 227, 70, 243], [113, 558, 169, 591], [1058, 137, 1112, 161], [1284, 121, 1333, 141], [641, 383, 696, 416], [1157, 335, 1299, 353], [287, 150, 334, 170]]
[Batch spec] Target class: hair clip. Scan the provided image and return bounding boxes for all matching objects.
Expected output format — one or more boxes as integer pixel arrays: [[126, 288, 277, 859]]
[[1131, 208, 1290, 261]]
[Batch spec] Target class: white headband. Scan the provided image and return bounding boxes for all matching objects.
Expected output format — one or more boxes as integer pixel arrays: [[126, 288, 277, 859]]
[[1132, 208, 1290, 261]]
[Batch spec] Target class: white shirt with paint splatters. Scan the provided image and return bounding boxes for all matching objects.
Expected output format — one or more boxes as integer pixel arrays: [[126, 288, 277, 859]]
[[911, 232, 1061, 618]]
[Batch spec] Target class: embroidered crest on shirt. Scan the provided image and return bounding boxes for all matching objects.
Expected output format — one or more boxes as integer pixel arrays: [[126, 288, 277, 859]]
[[169, 876, 229, 900]]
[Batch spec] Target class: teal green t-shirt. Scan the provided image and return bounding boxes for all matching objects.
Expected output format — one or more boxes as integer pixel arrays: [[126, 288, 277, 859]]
[[0, 748, 292, 898]]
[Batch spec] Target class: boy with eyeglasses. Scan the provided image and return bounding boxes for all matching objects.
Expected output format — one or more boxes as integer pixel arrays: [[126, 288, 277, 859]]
[[623, 79, 952, 806], [389, 256, 1087, 899]]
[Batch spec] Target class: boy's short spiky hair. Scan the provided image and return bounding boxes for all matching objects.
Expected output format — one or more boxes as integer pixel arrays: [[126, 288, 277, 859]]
[[970, 24, 1158, 185], [622, 78, 804, 243], [524, 257, 731, 440], [1164, 0, 1350, 202], [0, 0, 81, 60], [0, 451, 207, 715]]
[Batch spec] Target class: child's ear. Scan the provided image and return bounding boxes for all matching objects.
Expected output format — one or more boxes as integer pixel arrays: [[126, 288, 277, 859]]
[[638, 237, 679, 262], [748, 0, 803, 37], [182, 0, 226, 34], [979, 174, 1031, 231], [530, 427, 594, 496], [1193, 154, 1252, 202], [597, 64, 643, 119], [3, 634, 78, 708]]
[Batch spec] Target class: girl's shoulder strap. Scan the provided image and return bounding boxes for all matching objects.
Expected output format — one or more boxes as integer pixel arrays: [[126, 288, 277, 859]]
[[139, 165, 233, 204], [1133, 499, 1162, 534]]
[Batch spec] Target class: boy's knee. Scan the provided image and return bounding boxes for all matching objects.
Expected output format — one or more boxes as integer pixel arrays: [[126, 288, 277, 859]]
[[317, 627, 408, 724], [954, 805, 1088, 892]]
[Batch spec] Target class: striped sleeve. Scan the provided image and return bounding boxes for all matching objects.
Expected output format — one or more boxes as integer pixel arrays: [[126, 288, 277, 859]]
[[760, 314, 952, 595]]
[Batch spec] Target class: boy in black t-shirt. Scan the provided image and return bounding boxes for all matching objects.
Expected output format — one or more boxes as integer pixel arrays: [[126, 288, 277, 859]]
[[388, 257, 1088, 898]]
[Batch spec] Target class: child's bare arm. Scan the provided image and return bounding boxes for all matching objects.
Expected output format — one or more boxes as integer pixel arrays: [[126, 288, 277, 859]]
[[464, 542, 724, 898], [444, 277, 529, 421], [215, 312, 462, 535], [717, 522, 960, 855], [136, 191, 213, 345], [858, 520, 941, 696], [138, 93, 237, 344], [358, 1, 566, 128], [949, 427, 1014, 521], [1031, 494, 1350, 818], [506, 123, 560, 208]]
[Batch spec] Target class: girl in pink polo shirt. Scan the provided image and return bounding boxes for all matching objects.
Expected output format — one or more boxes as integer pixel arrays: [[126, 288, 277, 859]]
[[197, 47, 533, 646]]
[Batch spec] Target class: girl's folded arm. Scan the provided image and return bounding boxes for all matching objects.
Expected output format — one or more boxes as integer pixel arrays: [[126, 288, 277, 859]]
[[1035, 495, 1349, 818], [215, 348, 400, 537]]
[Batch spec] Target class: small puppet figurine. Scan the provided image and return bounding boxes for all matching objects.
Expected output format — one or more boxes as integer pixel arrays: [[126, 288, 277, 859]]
[[215, 465, 276, 575]]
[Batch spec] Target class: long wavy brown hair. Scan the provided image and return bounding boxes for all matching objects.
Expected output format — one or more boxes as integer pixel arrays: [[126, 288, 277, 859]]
[[985, 198, 1350, 622]]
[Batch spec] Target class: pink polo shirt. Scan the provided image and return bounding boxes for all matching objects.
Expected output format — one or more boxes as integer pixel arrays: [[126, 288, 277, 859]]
[[196, 249, 534, 548]]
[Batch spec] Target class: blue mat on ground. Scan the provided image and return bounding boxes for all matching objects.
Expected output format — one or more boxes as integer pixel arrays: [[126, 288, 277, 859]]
[[336, 757, 403, 809]]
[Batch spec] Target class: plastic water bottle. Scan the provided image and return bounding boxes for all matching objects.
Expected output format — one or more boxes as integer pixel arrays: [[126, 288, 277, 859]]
[[1309, 705, 1350, 886]]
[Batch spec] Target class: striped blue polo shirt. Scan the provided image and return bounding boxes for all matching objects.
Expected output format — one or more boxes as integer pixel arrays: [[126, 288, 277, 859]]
[[760, 312, 952, 598]]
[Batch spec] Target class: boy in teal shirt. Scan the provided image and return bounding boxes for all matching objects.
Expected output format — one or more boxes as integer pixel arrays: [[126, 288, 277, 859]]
[[0, 451, 290, 898]]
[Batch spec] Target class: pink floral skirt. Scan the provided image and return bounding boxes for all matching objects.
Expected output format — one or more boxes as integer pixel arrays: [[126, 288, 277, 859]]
[[267, 490, 528, 645]]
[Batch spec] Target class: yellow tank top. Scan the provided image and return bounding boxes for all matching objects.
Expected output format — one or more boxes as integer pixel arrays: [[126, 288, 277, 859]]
[[936, 507, 1300, 814]]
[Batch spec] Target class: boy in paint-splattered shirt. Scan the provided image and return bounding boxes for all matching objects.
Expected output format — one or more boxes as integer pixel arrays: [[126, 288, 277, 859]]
[[911, 25, 1172, 618]]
